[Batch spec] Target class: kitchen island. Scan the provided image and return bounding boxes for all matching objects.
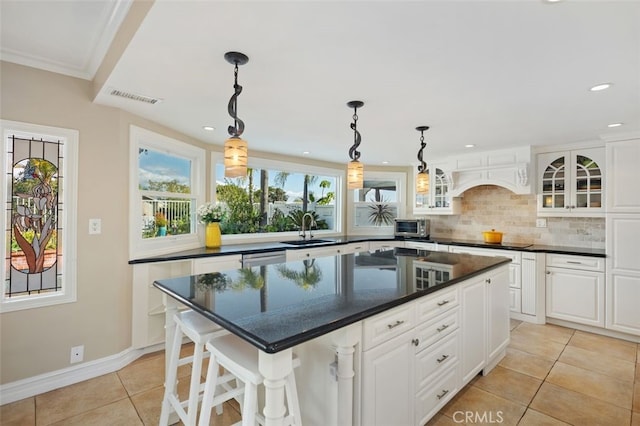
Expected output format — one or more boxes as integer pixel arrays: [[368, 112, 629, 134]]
[[153, 248, 511, 426]]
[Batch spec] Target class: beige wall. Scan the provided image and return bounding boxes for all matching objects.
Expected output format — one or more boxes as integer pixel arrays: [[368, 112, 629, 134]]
[[428, 185, 606, 248], [0, 61, 215, 384]]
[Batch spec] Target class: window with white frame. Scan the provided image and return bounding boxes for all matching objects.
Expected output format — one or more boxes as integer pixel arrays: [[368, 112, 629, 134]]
[[349, 171, 406, 235], [129, 126, 205, 258], [1, 120, 78, 312], [212, 154, 343, 240]]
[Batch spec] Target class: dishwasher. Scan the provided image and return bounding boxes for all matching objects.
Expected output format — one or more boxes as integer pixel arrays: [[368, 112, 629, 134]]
[[241, 251, 286, 268]]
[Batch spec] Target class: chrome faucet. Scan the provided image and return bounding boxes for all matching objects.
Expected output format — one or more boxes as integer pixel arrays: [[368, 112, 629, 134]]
[[300, 212, 316, 240]]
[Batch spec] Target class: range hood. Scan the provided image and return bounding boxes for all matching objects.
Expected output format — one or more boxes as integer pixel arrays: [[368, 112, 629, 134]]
[[446, 146, 532, 196]]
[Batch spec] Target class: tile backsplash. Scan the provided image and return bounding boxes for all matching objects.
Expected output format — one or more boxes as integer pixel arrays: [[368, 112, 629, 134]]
[[425, 185, 605, 249]]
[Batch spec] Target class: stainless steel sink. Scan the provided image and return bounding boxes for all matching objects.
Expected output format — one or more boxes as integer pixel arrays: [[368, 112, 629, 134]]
[[280, 239, 333, 246]]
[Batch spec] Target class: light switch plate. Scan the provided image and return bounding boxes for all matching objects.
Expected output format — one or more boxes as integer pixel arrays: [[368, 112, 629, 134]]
[[89, 218, 101, 234]]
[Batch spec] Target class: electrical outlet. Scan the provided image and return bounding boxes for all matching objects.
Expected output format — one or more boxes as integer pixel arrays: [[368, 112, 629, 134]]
[[536, 218, 547, 228], [89, 218, 101, 235], [70, 345, 84, 364]]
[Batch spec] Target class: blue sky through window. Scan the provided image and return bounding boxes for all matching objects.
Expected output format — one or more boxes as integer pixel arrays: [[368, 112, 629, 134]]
[[138, 149, 191, 190]]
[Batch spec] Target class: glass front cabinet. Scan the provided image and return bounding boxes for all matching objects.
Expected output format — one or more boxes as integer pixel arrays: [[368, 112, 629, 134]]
[[414, 167, 461, 215], [537, 147, 605, 216]]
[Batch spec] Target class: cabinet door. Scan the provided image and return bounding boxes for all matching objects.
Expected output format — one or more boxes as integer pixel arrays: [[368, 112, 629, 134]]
[[546, 267, 605, 327], [362, 330, 415, 426], [606, 139, 640, 212], [606, 213, 640, 335], [414, 167, 461, 215], [606, 274, 640, 335], [460, 276, 486, 385], [486, 267, 510, 366], [538, 148, 605, 216], [538, 151, 569, 213]]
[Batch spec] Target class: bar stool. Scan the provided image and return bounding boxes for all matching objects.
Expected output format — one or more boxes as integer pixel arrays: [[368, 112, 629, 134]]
[[159, 310, 230, 426], [198, 334, 302, 426]]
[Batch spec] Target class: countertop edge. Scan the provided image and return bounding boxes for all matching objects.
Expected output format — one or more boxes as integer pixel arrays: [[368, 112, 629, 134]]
[[131, 236, 605, 264]]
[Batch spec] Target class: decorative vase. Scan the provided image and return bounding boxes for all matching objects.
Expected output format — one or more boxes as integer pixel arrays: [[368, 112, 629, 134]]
[[205, 222, 222, 248]]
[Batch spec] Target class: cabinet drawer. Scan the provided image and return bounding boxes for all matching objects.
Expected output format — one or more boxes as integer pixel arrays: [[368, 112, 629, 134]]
[[415, 364, 459, 426], [415, 330, 459, 390], [546, 253, 604, 272], [363, 304, 416, 351], [192, 255, 242, 274], [415, 287, 459, 322], [415, 308, 459, 351], [450, 247, 521, 264]]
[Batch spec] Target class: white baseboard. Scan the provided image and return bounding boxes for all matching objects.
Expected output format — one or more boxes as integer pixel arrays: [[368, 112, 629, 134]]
[[0, 342, 164, 405]]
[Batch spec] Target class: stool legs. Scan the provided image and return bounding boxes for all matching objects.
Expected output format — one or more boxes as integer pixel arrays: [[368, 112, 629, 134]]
[[198, 353, 220, 426], [159, 319, 185, 426]]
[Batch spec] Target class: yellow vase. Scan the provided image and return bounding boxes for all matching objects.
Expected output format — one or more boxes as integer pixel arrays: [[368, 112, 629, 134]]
[[205, 222, 222, 248]]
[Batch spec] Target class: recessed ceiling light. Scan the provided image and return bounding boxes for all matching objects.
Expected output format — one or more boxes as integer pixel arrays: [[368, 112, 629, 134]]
[[465, 144, 475, 148], [302, 151, 310, 155], [202, 126, 215, 131], [382, 161, 389, 164], [590, 83, 612, 92], [607, 123, 623, 128]]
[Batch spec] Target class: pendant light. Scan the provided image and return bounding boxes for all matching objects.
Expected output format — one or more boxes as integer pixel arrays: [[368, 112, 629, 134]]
[[415, 126, 430, 194], [347, 100, 364, 189], [224, 51, 249, 178]]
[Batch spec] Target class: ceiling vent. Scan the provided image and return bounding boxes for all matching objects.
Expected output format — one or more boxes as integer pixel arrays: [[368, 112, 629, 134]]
[[109, 88, 162, 104]]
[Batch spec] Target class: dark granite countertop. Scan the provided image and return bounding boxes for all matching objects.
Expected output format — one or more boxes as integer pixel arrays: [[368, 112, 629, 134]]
[[130, 235, 604, 264], [153, 248, 510, 353]]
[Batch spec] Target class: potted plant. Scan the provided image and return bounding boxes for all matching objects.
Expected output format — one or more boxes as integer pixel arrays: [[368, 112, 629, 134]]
[[197, 203, 225, 248], [155, 211, 168, 236]]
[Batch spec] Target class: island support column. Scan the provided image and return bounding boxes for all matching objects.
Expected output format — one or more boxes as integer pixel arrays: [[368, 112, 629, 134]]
[[259, 348, 294, 426], [332, 323, 362, 426]]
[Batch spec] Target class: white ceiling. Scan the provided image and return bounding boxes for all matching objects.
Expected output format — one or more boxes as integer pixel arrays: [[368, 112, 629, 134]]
[[2, 0, 639, 166]]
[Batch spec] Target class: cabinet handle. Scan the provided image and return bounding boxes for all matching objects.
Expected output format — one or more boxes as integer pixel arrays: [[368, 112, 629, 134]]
[[436, 354, 449, 363], [566, 261, 582, 265], [387, 320, 405, 329], [437, 300, 450, 306], [412, 338, 420, 346], [436, 389, 449, 400], [546, 271, 551, 275], [485, 278, 491, 284], [437, 324, 449, 332], [337, 250, 341, 253]]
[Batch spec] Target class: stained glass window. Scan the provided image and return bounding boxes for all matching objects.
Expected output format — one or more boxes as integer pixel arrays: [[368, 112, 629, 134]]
[[7, 136, 62, 296], [2, 120, 77, 312]]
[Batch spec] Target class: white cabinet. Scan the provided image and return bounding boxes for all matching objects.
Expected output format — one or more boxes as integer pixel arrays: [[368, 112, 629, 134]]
[[606, 139, 640, 212], [605, 138, 640, 336], [606, 214, 640, 335], [460, 266, 510, 384], [449, 246, 523, 311], [545, 253, 605, 327], [362, 329, 415, 426], [414, 166, 461, 215], [361, 286, 461, 426], [486, 266, 510, 365], [537, 147, 605, 217], [460, 276, 486, 384]]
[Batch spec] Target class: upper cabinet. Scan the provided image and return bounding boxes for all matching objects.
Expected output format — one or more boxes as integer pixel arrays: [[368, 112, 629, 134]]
[[414, 166, 461, 215], [606, 138, 640, 213], [537, 147, 605, 217]]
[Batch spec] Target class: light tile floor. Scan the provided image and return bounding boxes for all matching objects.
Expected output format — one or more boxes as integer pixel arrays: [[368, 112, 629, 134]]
[[1, 320, 639, 425]]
